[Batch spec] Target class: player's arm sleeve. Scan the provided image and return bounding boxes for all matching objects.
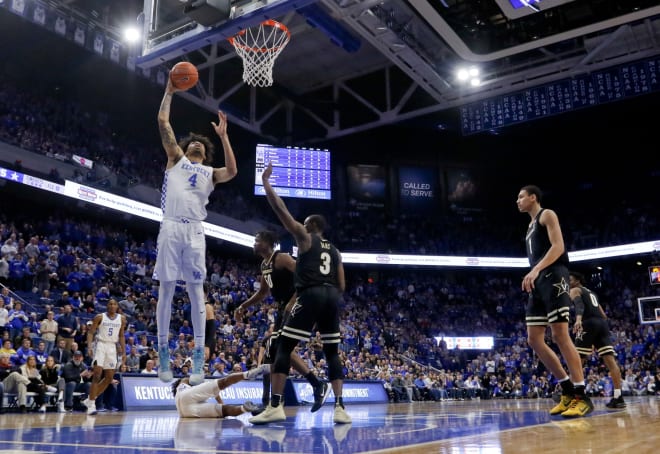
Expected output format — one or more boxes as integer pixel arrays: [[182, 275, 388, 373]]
[[572, 294, 585, 316]]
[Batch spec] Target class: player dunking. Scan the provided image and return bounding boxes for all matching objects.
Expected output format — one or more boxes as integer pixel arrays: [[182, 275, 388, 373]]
[[82, 298, 126, 415], [154, 71, 238, 385]]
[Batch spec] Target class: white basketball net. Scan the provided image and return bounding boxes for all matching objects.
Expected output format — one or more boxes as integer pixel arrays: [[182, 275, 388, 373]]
[[229, 19, 291, 88]]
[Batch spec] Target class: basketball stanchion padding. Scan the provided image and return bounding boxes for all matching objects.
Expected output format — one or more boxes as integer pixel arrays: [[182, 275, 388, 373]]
[[228, 19, 291, 87]]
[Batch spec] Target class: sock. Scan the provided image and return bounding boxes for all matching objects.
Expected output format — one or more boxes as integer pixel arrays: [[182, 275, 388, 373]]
[[271, 394, 282, 407], [573, 384, 586, 397], [559, 378, 574, 395], [306, 372, 320, 388], [335, 396, 344, 408], [614, 389, 621, 398]]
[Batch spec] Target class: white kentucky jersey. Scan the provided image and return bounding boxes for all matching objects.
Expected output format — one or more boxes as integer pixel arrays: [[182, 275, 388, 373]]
[[96, 313, 123, 343], [161, 155, 215, 221]]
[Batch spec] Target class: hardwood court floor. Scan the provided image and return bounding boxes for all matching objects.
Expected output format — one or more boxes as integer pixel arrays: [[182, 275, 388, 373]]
[[0, 396, 657, 453]]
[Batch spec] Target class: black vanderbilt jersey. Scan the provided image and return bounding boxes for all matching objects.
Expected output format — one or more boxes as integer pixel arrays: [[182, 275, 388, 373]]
[[525, 208, 569, 268], [294, 235, 340, 291], [261, 251, 295, 305], [573, 285, 606, 321]]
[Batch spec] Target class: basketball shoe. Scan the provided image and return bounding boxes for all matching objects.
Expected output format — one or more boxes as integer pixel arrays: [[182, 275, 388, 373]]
[[82, 397, 97, 415], [249, 404, 286, 424], [561, 395, 594, 417], [242, 401, 261, 414], [189, 345, 205, 386], [158, 345, 173, 383], [605, 396, 626, 409], [333, 403, 352, 424], [311, 382, 330, 413], [549, 394, 573, 415]]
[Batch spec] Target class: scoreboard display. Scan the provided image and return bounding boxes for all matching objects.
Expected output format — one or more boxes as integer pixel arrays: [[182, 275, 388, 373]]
[[254, 144, 331, 200]]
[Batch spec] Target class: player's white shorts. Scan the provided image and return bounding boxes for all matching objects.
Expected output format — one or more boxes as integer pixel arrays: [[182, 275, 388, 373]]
[[153, 218, 207, 282], [175, 379, 222, 418], [93, 342, 118, 369]]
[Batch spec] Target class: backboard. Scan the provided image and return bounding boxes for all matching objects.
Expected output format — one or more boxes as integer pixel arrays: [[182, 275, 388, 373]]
[[139, 0, 309, 67], [638, 296, 660, 325]]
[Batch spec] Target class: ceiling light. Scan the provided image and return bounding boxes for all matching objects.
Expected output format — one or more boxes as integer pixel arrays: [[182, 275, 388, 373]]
[[123, 26, 141, 43]]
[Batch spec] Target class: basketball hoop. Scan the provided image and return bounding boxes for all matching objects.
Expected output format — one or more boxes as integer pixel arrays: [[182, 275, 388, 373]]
[[228, 19, 291, 88]]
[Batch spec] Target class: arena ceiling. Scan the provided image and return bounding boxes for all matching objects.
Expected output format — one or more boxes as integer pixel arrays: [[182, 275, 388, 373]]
[[17, 1, 660, 143]]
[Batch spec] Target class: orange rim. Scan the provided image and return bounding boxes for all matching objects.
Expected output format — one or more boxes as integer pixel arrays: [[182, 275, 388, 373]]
[[228, 19, 291, 53]]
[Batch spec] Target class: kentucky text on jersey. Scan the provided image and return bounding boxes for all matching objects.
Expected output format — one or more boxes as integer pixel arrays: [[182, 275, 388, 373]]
[[181, 163, 211, 178]]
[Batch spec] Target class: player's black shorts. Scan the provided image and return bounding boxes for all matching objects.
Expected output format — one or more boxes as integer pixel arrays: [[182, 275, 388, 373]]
[[280, 285, 340, 343], [525, 264, 571, 326], [574, 318, 615, 357]]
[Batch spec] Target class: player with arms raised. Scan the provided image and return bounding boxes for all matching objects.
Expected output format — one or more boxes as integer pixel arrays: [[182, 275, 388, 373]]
[[154, 72, 238, 385]]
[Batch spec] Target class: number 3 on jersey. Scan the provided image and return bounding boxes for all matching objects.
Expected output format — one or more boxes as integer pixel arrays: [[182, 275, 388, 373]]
[[319, 252, 331, 275]]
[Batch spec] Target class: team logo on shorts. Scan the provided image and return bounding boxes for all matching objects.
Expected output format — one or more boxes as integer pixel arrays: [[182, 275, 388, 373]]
[[288, 301, 302, 319], [553, 277, 569, 297]]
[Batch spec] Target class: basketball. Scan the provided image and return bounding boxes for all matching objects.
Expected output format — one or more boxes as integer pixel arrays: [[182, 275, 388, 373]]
[[170, 62, 198, 90]]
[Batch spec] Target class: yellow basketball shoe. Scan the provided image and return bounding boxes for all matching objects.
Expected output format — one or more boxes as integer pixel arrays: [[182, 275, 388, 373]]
[[549, 394, 573, 415], [561, 396, 594, 417]]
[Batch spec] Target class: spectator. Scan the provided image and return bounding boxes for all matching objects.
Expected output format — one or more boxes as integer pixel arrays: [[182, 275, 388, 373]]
[[7, 301, 29, 340], [13, 326, 33, 349], [211, 361, 228, 377], [0, 254, 9, 286], [178, 319, 193, 337], [125, 345, 141, 373], [39, 310, 58, 354], [0, 299, 9, 335], [61, 350, 92, 411], [13, 337, 36, 366], [139, 347, 158, 371], [141, 359, 157, 374], [56, 304, 78, 351], [0, 287, 14, 310], [40, 355, 65, 412], [20, 355, 48, 412], [390, 373, 409, 402], [0, 339, 16, 357], [414, 373, 431, 400], [50, 338, 72, 365], [34, 340, 49, 368], [1, 350, 30, 413]]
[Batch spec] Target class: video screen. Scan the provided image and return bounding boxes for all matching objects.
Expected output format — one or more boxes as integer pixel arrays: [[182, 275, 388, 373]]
[[254, 144, 331, 200]]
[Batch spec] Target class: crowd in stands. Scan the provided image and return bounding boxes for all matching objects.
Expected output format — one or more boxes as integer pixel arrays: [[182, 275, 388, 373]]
[[0, 198, 658, 413]]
